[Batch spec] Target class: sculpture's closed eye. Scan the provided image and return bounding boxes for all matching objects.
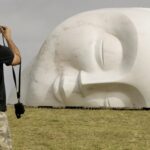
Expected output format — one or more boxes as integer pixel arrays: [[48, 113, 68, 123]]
[[95, 34, 123, 71], [95, 40, 104, 68]]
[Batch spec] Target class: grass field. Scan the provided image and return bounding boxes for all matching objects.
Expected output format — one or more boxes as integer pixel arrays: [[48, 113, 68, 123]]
[[6, 106, 150, 150]]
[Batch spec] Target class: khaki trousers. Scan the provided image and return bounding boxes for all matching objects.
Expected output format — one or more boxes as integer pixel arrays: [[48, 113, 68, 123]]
[[0, 112, 12, 150]]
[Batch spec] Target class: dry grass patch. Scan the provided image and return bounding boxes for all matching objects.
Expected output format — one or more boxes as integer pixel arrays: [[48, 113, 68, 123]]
[[6, 106, 150, 150]]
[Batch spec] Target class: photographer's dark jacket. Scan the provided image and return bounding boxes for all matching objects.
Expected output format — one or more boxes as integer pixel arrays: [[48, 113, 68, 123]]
[[0, 45, 14, 112]]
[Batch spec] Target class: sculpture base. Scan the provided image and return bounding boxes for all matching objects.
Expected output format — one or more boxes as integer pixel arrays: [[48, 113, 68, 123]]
[[35, 106, 150, 110]]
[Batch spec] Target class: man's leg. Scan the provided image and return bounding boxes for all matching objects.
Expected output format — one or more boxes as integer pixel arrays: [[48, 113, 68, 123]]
[[0, 112, 12, 150]]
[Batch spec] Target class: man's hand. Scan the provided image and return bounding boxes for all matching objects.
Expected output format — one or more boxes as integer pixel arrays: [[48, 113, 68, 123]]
[[0, 26, 12, 41]]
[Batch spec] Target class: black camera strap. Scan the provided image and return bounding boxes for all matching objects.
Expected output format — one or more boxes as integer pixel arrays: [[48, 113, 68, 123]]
[[12, 62, 21, 103]]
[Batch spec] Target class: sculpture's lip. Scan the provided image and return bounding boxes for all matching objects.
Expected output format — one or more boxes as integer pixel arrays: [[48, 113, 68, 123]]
[[52, 75, 63, 103]]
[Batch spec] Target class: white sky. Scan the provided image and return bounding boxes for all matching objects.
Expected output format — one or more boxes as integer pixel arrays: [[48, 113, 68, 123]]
[[0, 0, 150, 103]]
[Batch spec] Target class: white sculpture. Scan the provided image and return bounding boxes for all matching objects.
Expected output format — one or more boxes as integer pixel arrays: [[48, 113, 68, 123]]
[[10, 8, 150, 108]]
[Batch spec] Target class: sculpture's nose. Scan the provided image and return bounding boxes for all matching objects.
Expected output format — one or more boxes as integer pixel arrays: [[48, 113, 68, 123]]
[[79, 71, 126, 86]]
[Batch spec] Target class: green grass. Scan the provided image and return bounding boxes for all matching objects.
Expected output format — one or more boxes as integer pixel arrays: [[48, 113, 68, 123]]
[[6, 106, 150, 150]]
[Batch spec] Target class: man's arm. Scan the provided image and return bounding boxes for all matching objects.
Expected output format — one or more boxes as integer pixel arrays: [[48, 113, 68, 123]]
[[0, 26, 21, 66]]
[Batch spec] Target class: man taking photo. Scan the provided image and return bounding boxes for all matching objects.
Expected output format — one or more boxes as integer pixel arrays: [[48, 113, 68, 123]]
[[0, 26, 21, 150]]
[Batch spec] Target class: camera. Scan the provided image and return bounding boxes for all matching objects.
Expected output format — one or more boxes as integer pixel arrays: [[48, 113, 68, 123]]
[[0, 26, 5, 30], [0, 26, 5, 34], [14, 102, 25, 119]]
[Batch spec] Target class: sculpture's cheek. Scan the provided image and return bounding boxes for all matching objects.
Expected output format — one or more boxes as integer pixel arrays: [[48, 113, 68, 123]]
[[55, 26, 102, 72]]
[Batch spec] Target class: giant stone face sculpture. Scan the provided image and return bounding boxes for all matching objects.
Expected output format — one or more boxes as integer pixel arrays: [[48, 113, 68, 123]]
[[17, 8, 150, 108]]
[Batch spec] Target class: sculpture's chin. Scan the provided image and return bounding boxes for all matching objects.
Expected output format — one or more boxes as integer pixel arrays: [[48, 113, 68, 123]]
[[64, 95, 144, 109]]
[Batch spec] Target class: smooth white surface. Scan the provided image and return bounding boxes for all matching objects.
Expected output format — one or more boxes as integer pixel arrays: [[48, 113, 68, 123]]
[[9, 8, 150, 108], [2, 1, 150, 104]]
